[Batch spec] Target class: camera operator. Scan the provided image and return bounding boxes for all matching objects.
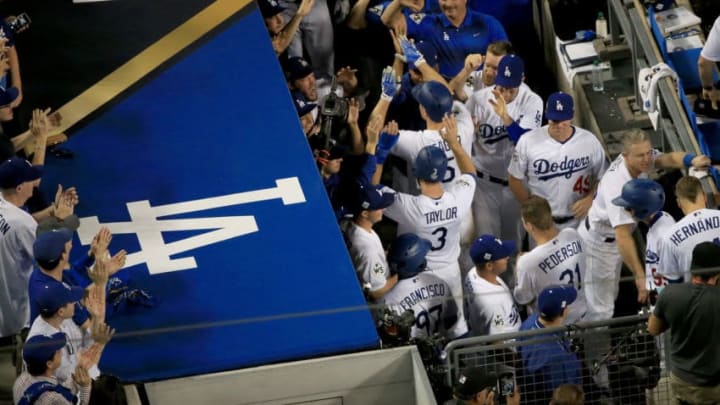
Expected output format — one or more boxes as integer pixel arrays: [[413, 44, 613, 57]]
[[648, 242, 720, 404], [448, 367, 520, 405], [517, 285, 581, 404]]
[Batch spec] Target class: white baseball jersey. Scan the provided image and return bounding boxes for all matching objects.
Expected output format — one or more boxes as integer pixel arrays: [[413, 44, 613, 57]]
[[467, 83, 543, 179], [384, 174, 476, 269], [0, 197, 38, 337], [508, 126, 607, 218], [464, 270, 521, 336], [585, 150, 659, 238], [391, 101, 474, 194], [701, 16, 720, 62], [514, 228, 588, 324], [345, 222, 391, 293], [644, 211, 675, 291], [656, 208, 720, 281], [381, 272, 463, 339]]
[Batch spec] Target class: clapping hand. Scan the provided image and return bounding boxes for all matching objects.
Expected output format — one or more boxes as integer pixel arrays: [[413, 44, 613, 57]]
[[107, 250, 127, 276], [296, 0, 316, 17], [72, 364, 91, 388], [53, 185, 78, 220], [88, 258, 109, 286], [90, 227, 112, 260], [90, 321, 115, 345]]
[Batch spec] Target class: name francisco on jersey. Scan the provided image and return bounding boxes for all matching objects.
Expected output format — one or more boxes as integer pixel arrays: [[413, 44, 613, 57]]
[[396, 282, 447, 312], [424, 207, 458, 224], [533, 155, 591, 181], [669, 216, 720, 246], [538, 241, 583, 273]]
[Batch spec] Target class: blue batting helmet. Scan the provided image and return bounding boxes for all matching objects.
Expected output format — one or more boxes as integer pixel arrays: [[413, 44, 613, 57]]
[[415, 145, 448, 182], [388, 233, 432, 279], [611, 178, 665, 219], [411, 81, 453, 122]]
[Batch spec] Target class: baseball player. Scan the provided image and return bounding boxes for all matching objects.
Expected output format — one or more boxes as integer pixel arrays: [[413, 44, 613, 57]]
[[578, 129, 710, 321], [381, 233, 464, 339], [463, 234, 521, 336], [377, 118, 477, 336], [657, 176, 720, 283], [508, 92, 607, 234], [514, 196, 588, 324], [698, 15, 720, 110], [344, 182, 398, 301], [452, 40, 514, 103], [467, 54, 543, 250]]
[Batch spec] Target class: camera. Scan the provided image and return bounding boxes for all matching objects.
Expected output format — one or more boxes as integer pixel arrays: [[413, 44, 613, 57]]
[[8, 13, 30, 34], [495, 365, 516, 397], [316, 76, 350, 149]]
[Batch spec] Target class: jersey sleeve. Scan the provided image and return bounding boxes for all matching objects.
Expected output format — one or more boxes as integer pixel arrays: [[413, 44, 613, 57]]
[[453, 102, 475, 154], [382, 190, 415, 225], [507, 136, 529, 180], [603, 178, 635, 228], [655, 235, 683, 281], [701, 16, 720, 62], [448, 174, 477, 217], [392, 129, 422, 161], [517, 93, 543, 130], [513, 255, 535, 305], [355, 251, 390, 291]]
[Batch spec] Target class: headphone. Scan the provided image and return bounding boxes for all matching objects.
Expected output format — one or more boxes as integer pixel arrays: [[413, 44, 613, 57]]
[[638, 62, 678, 113]]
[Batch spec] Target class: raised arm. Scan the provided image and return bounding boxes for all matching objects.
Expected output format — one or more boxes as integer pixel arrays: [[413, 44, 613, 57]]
[[439, 114, 474, 175], [272, 0, 315, 54], [449, 54, 484, 102]]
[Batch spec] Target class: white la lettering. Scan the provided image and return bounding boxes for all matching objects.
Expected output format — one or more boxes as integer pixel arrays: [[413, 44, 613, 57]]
[[77, 177, 306, 274]]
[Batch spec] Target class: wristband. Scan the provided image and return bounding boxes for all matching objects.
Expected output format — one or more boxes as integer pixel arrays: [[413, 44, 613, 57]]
[[683, 153, 696, 167]]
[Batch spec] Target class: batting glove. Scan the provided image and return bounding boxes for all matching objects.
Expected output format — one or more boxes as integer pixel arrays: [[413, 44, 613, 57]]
[[380, 66, 400, 101], [375, 131, 399, 164], [399, 36, 425, 68]]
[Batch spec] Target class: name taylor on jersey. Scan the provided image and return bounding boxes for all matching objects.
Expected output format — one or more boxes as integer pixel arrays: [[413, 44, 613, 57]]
[[424, 207, 458, 224]]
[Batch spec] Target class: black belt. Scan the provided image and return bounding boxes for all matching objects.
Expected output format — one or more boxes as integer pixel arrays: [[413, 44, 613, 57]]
[[585, 217, 615, 243], [476, 171, 508, 186], [553, 216, 575, 224]]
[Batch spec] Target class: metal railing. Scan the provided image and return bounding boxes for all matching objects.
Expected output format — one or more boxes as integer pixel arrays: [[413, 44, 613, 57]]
[[443, 313, 671, 404]]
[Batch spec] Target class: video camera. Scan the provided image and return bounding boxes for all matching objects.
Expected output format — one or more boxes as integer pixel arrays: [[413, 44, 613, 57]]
[[317, 76, 350, 149]]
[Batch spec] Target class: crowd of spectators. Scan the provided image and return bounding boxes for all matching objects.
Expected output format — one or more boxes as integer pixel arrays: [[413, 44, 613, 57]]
[[260, 0, 720, 402]]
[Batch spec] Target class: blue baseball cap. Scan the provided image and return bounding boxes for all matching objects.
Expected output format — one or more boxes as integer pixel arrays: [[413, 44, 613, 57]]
[[411, 81, 453, 122], [293, 92, 316, 117], [0, 157, 43, 189], [23, 333, 67, 369], [285, 57, 313, 82], [36, 281, 84, 315], [258, 0, 286, 18], [494, 54, 524, 88], [33, 228, 73, 263], [546, 92, 574, 121], [538, 285, 577, 318], [410, 41, 438, 70], [469, 234, 516, 264], [0, 86, 19, 107], [348, 183, 395, 215]]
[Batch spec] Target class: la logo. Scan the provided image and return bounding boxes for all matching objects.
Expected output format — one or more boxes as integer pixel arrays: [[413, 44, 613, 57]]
[[556, 100, 564, 111], [504, 66, 511, 77], [77, 177, 306, 274]]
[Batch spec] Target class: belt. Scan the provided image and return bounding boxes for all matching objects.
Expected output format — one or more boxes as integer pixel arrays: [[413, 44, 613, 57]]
[[553, 216, 575, 224], [585, 217, 615, 243], [476, 171, 508, 186]]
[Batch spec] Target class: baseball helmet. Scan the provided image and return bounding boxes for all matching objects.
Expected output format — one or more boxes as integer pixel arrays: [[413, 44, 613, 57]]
[[388, 233, 432, 279], [611, 178, 665, 219], [415, 145, 448, 182], [411, 81, 453, 122]]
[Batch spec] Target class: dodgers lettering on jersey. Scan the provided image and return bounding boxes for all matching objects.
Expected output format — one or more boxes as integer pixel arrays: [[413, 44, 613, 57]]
[[0, 214, 9, 234], [537, 240, 583, 273], [533, 156, 591, 181], [468, 83, 543, 178], [508, 126, 607, 218]]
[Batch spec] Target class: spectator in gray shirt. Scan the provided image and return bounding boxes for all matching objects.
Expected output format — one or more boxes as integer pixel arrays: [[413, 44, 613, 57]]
[[648, 241, 720, 404]]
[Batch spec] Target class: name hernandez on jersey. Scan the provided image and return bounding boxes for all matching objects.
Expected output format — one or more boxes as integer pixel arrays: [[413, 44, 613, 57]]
[[508, 126, 607, 218], [657, 208, 720, 281], [514, 228, 587, 323], [381, 272, 461, 339], [467, 83, 543, 178]]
